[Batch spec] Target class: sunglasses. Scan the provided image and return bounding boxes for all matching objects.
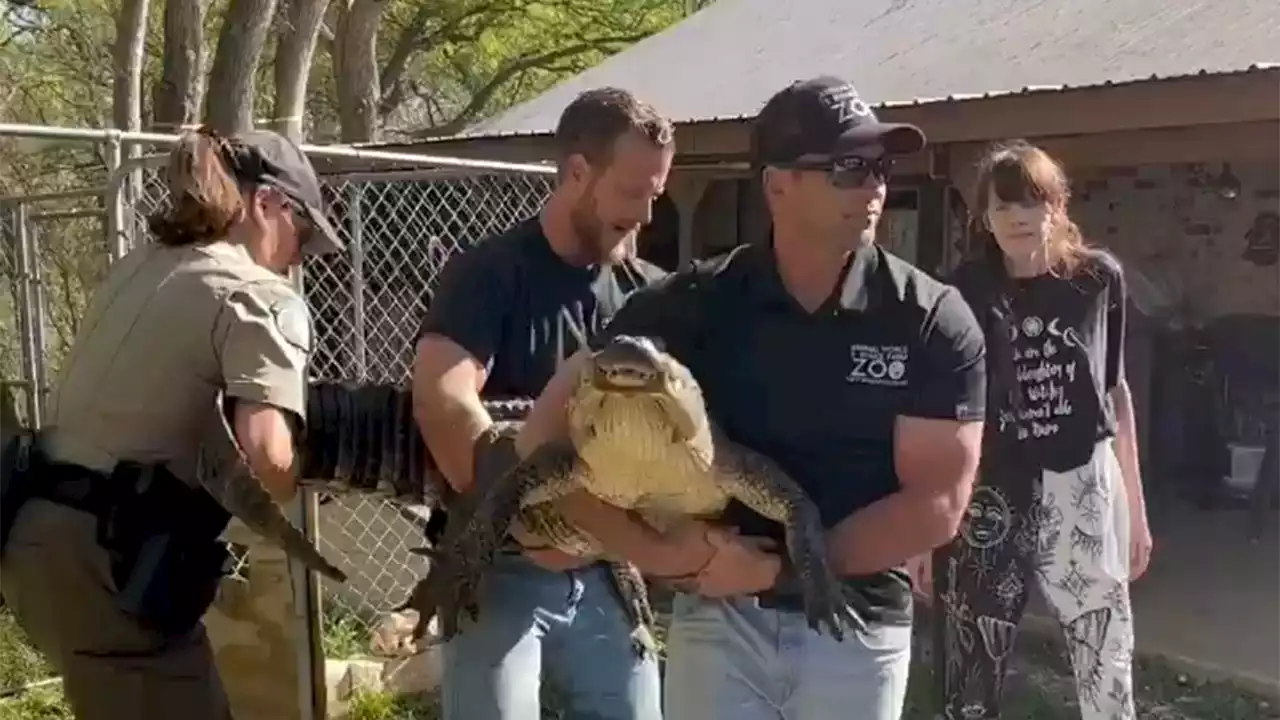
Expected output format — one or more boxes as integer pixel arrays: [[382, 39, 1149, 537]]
[[775, 155, 895, 189], [283, 196, 316, 248]]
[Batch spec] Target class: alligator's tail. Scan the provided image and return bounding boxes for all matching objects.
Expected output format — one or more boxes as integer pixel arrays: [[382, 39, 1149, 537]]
[[210, 461, 348, 582], [202, 393, 347, 583]]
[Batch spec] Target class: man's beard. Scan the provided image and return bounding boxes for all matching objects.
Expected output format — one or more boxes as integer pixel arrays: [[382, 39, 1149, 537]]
[[569, 204, 604, 263], [569, 200, 631, 265]]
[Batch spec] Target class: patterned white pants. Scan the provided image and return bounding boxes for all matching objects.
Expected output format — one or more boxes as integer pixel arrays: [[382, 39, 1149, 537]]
[[933, 440, 1136, 720]]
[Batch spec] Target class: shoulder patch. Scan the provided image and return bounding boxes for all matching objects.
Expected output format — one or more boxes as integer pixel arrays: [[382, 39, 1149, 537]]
[[270, 293, 313, 354]]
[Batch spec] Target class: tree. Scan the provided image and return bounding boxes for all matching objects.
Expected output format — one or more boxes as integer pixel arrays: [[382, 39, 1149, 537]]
[[153, 0, 206, 130], [204, 0, 280, 133], [112, 0, 150, 136], [332, 0, 387, 142], [0, 0, 700, 386], [360, 0, 686, 141], [273, 0, 332, 140]]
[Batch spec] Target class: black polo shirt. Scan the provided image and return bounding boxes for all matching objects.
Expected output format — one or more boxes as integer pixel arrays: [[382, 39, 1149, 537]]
[[591, 241, 987, 622], [418, 216, 667, 400]]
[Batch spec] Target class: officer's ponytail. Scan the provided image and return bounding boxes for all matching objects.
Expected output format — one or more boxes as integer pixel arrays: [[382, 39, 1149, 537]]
[[147, 127, 245, 247]]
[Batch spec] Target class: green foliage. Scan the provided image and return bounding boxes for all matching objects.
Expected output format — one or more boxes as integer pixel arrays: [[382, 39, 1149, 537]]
[[0, 608, 71, 720], [2, 0, 694, 142], [320, 602, 375, 660], [0, 0, 695, 385], [343, 688, 439, 720], [372, 0, 686, 138]]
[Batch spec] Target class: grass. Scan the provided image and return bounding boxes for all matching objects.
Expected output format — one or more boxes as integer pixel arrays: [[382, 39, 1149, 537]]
[[1, 601, 1274, 719], [322, 603, 378, 661], [0, 608, 70, 720]]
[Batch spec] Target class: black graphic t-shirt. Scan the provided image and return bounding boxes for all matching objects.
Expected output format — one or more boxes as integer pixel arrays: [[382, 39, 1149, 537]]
[[418, 217, 667, 400], [951, 249, 1126, 473]]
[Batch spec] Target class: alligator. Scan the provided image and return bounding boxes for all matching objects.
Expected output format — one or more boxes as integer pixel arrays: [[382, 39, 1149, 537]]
[[196, 383, 535, 586], [408, 334, 860, 644], [402, 421, 658, 655]]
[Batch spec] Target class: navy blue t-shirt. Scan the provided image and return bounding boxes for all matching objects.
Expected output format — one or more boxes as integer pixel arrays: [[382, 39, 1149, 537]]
[[418, 217, 667, 400], [591, 241, 988, 620]]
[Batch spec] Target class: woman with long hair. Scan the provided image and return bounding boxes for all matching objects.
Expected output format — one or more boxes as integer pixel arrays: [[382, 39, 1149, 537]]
[[910, 140, 1153, 719], [0, 126, 343, 718]]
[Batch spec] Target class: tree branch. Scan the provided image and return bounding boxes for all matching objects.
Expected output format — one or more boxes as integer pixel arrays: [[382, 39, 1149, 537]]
[[415, 34, 648, 138], [376, 2, 518, 118]]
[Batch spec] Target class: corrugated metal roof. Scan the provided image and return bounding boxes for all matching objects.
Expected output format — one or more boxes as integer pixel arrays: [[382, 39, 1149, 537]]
[[467, 0, 1280, 136]]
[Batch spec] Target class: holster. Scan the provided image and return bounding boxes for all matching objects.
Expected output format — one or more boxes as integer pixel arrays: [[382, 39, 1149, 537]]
[[97, 461, 234, 637], [0, 431, 38, 558]]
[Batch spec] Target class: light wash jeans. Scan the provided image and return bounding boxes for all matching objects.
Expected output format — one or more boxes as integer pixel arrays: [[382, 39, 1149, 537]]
[[663, 593, 912, 720], [440, 552, 662, 720]]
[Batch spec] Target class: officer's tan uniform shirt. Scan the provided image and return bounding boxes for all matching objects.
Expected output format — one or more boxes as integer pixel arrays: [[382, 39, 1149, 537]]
[[42, 240, 312, 482]]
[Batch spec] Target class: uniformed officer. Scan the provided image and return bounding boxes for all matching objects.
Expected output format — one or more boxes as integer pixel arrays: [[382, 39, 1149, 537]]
[[515, 76, 989, 720], [0, 126, 344, 719]]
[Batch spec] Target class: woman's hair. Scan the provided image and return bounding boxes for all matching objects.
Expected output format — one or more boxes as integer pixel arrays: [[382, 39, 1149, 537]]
[[971, 139, 1088, 277], [147, 126, 246, 247]]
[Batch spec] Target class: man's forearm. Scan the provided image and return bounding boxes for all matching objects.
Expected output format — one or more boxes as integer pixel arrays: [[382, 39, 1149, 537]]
[[415, 392, 492, 494], [555, 490, 703, 576], [826, 486, 968, 576]]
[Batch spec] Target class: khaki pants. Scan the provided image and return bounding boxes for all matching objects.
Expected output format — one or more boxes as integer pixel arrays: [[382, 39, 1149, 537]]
[[0, 499, 232, 720]]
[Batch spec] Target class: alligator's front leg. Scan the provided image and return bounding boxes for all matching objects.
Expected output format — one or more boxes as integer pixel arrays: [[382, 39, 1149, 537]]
[[709, 432, 862, 641]]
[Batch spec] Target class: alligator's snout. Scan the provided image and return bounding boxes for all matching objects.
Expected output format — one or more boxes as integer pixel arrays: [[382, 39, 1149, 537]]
[[598, 360, 658, 389], [592, 336, 665, 391]]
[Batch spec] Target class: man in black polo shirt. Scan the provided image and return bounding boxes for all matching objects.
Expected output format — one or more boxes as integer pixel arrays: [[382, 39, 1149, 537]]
[[515, 76, 987, 719], [413, 89, 746, 719]]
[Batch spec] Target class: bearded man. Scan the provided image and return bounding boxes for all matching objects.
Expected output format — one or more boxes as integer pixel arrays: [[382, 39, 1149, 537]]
[[412, 87, 766, 720]]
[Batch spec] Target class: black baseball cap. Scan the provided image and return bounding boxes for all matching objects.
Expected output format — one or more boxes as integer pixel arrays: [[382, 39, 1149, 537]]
[[225, 130, 345, 256], [751, 76, 926, 165]]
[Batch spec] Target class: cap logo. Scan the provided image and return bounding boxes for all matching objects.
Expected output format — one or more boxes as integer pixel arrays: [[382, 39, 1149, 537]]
[[818, 85, 871, 123]]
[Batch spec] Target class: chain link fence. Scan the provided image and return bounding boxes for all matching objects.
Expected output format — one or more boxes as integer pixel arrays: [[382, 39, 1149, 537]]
[[1, 127, 557, 658], [0, 190, 112, 430]]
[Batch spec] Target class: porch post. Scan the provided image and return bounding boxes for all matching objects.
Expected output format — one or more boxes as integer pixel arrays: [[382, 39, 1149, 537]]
[[916, 145, 954, 278], [665, 174, 709, 266]]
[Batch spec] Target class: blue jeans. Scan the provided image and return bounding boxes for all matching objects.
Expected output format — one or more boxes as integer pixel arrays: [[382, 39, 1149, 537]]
[[662, 594, 912, 720], [440, 553, 662, 720]]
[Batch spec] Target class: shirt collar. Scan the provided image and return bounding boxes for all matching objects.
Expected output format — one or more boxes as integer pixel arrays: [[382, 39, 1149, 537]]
[[746, 239, 883, 315]]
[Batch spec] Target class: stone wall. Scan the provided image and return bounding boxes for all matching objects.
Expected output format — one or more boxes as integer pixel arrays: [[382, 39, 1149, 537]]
[[1069, 160, 1279, 322]]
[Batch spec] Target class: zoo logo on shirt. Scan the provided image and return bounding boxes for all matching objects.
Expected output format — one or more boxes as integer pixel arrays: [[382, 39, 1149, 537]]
[[845, 343, 909, 388]]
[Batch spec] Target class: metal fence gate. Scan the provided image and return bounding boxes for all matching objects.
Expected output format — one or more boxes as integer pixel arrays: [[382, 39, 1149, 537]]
[[0, 125, 557, 675]]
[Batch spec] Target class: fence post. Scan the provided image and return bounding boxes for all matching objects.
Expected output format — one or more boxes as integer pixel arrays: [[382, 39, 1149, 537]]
[[348, 185, 367, 380], [26, 221, 50, 411], [11, 203, 41, 428], [290, 263, 327, 720], [105, 134, 129, 262]]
